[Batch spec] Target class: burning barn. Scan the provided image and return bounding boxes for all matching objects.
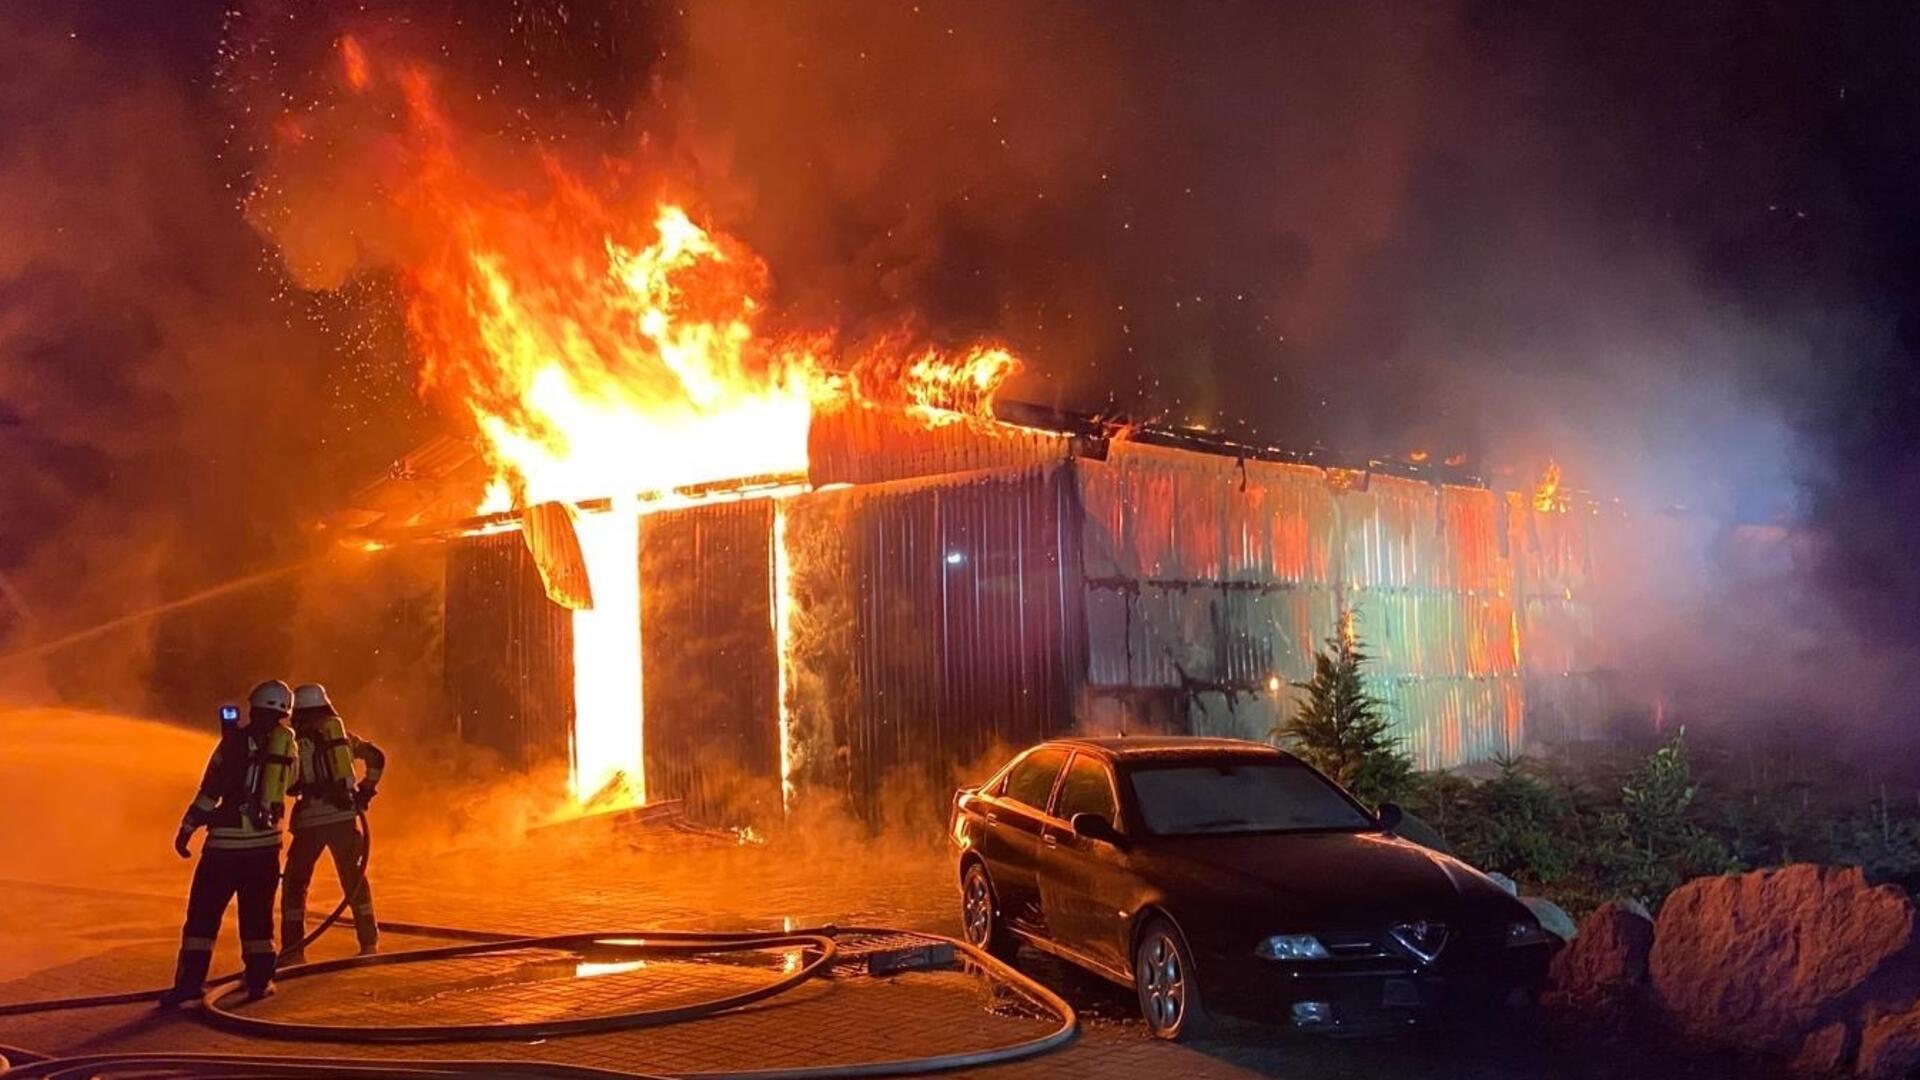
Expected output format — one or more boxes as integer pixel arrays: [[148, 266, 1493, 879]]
[[203, 58, 1632, 824], [346, 394, 1615, 824]]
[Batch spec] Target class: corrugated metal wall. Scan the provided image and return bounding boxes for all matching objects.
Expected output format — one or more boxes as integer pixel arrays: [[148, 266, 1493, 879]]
[[1078, 443, 1343, 741], [1507, 492, 1612, 744], [785, 465, 1084, 816], [438, 411, 1620, 803], [808, 399, 1075, 487], [443, 531, 573, 770], [1074, 440, 1586, 770], [639, 499, 782, 820]]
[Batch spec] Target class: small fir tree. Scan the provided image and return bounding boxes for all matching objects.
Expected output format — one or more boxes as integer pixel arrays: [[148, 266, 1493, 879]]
[[1272, 614, 1412, 805], [1601, 728, 1737, 905]]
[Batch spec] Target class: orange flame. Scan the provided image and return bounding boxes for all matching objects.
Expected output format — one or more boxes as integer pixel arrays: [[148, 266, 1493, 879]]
[[339, 35, 370, 92], [1532, 460, 1564, 513], [373, 65, 1017, 808]]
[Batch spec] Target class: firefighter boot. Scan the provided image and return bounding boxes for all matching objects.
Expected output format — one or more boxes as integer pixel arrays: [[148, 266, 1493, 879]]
[[242, 941, 278, 999], [278, 906, 306, 967], [353, 896, 379, 955], [158, 947, 213, 1007]]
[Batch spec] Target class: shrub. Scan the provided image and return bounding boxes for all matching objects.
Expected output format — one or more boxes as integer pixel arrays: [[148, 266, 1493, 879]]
[[1831, 802, 1920, 890], [1595, 729, 1738, 907], [1272, 619, 1413, 806], [1405, 756, 1578, 889]]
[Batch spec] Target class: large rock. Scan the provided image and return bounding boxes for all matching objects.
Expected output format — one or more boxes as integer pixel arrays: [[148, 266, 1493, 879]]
[[1650, 865, 1919, 1056], [1790, 1022, 1856, 1075], [1858, 1006, 1920, 1079], [1545, 900, 1655, 1013]]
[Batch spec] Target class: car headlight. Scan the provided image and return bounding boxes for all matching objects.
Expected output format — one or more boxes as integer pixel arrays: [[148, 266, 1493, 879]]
[[1255, 934, 1331, 960], [1506, 920, 1556, 947]]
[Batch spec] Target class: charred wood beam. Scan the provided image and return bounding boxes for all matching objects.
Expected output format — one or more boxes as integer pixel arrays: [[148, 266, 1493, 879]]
[[341, 471, 810, 546]]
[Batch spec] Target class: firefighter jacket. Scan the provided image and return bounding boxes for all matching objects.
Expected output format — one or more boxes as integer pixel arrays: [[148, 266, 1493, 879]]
[[180, 722, 296, 850], [290, 713, 385, 831]]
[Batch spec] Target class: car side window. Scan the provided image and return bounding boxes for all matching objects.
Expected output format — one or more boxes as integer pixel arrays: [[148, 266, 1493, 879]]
[[1052, 753, 1117, 823], [1002, 749, 1067, 811]]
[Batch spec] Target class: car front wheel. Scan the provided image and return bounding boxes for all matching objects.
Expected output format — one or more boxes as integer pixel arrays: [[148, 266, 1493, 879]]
[[960, 861, 1018, 961], [1135, 918, 1212, 1041]]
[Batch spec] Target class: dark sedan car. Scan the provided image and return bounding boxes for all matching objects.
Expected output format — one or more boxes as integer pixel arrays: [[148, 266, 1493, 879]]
[[950, 737, 1559, 1040]]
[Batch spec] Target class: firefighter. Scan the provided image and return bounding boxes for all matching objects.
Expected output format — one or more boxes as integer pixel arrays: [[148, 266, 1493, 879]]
[[278, 682, 383, 965], [160, 680, 297, 1005]]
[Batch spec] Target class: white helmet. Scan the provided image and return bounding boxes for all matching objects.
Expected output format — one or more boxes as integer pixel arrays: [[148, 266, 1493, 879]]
[[248, 680, 294, 715], [293, 682, 334, 711]]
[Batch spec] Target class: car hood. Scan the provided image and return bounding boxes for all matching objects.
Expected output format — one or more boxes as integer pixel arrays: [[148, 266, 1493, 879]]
[[1147, 830, 1525, 931]]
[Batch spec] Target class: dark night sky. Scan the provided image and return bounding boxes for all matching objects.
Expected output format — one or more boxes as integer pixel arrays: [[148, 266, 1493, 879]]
[[2, 1, 1918, 691]]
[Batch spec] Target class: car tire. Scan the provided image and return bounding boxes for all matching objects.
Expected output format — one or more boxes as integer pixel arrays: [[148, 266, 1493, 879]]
[[960, 860, 1019, 962], [1134, 917, 1212, 1042]]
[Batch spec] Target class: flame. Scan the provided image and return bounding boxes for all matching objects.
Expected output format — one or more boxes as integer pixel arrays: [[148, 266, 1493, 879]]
[[369, 64, 1016, 809], [569, 503, 643, 803], [477, 476, 514, 516], [871, 345, 1019, 424], [339, 36, 370, 92], [1532, 460, 1564, 513], [771, 500, 797, 811]]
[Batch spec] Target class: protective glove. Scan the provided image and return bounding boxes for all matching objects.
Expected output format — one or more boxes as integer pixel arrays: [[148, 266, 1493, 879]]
[[173, 828, 193, 859], [353, 786, 378, 812]]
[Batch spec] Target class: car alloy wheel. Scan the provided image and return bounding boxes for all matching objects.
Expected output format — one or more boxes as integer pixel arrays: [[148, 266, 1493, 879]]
[[963, 865, 994, 945], [1141, 932, 1185, 1029], [960, 861, 1017, 960], [1135, 919, 1210, 1041]]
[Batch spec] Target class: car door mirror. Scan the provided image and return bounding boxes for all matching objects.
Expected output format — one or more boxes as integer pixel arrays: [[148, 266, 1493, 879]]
[[1070, 812, 1124, 846], [1376, 801, 1405, 833]]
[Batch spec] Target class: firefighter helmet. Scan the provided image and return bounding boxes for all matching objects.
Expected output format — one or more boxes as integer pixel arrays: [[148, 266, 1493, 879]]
[[248, 680, 293, 715], [293, 683, 333, 712]]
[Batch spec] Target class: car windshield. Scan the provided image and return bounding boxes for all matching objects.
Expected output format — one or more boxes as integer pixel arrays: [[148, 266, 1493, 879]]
[[1127, 759, 1374, 836]]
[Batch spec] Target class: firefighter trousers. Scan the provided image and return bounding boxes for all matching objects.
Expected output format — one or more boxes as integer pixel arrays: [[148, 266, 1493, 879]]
[[171, 845, 281, 996], [281, 818, 377, 952]]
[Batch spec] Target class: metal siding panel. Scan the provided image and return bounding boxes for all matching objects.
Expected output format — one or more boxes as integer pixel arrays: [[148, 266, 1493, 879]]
[[1249, 462, 1338, 584], [1222, 588, 1283, 686], [807, 400, 1072, 487], [1085, 586, 1131, 686], [1173, 465, 1226, 580], [1190, 691, 1240, 739], [1134, 465, 1178, 579], [1070, 442, 1558, 767], [813, 465, 1079, 818], [444, 531, 573, 771], [1177, 586, 1222, 683], [1129, 585, 1180, 687], [640, 499, 780, 821]]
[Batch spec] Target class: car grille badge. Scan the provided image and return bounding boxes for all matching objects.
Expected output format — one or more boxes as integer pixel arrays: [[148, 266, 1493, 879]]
[[1390, 920, 1450, 962]]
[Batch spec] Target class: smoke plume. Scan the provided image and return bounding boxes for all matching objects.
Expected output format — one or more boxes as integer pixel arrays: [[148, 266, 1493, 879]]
[[4, 0, 1917, 747]]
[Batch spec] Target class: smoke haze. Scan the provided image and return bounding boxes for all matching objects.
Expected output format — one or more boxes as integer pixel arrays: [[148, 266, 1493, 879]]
[[2, 0, 1917, 742]]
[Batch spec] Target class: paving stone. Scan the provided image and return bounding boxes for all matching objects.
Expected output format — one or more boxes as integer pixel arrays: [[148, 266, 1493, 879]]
[[0, 835, 1797, 1079]]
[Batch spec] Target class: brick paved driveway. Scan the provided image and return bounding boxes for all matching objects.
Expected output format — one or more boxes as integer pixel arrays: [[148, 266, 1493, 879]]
[[1, 821, 1783, 1079]]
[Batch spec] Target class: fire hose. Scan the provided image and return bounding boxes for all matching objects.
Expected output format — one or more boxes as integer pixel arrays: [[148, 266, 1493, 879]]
[[0, 813, 383, 1020], [0, 815, 1079, 1079]]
